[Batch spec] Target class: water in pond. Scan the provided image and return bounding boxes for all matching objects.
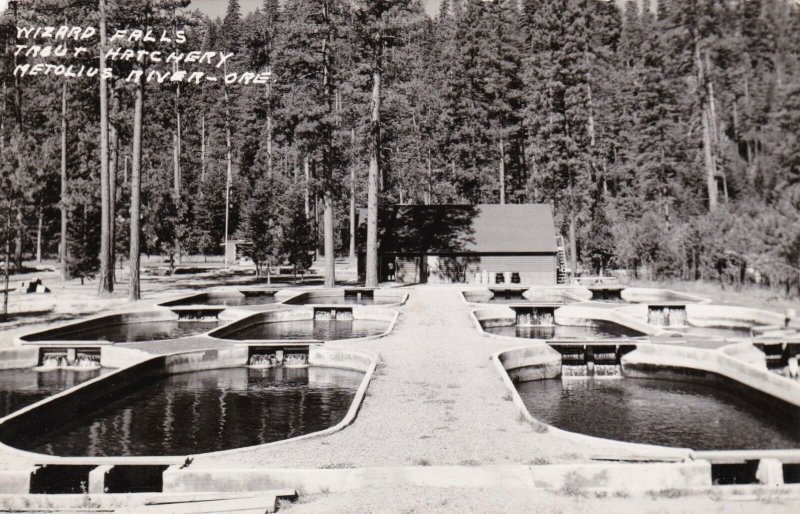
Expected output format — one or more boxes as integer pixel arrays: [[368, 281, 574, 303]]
[[0, 368, 108, 418], [286, 294, 395, 306], [44, 321, 220, 343], [170, 293, 278, 307], [671, 326, 753, 340], [516, 377, 800, 450], [225, 319, 389, 341], [484, 321, 644, 340], [12, 367, 362, 456]]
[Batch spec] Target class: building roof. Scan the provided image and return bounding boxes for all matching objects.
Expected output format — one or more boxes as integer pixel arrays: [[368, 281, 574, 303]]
[[358, 204, 558, 254]]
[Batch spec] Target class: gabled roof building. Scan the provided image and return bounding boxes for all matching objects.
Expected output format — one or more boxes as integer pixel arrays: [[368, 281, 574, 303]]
[[357, 204, 560, 285]]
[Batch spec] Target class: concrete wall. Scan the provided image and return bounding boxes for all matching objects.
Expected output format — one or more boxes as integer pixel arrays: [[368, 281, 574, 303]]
[[0, 347, 39, 370], [309, 347, 373, 373], [495, 344, 562, 383], [162, 462, 711, 495], [164, 347, 249, 374], [100, 346, 152, 369], [622, 344, 800, 409], [553, 304, 659, 336], [686, 304, 787, 327], [0, 469, 33, 494], [621, 288, 709, 304], [720, 342, 768, 368]]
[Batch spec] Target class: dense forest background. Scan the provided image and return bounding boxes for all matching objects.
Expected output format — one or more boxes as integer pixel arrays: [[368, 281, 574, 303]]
[[1, 0, 800, 295]]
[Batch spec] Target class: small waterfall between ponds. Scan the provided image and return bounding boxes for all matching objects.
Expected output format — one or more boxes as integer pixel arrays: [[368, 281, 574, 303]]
[[557, 344, 625, 378], [647, 306, 688, 327], [561, 363, 622, 378], [248, 351, 309, 368], [40, 353, 101, 370], [174, 309, 220, 322], [515, 307, 555, 327], [314, 308, 353, 321]]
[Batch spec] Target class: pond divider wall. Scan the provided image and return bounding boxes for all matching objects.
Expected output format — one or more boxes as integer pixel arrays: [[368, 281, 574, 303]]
[[685, 304, 788, 328], [0, 347, 39, 369], [620, 288, 709, 304], [621, 344, 800, 411]]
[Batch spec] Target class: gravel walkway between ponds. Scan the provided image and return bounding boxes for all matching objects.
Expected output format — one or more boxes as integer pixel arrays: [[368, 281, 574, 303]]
[[195, 287, 655, 469]]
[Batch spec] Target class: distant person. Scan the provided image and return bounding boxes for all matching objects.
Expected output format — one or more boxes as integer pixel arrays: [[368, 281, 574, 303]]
[[387, 261, 395, 281]]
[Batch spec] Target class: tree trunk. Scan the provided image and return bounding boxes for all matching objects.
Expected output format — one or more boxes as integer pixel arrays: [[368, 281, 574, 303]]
[[109, 84, 118, 283], [702, 107, 718, 211], [569, 216, 577, 280], [129, 68, 144, 301], [60, 81, 69, 279], [349, 129, 356, 262], [365, 44, 382, 288], [173, 9, 182, 266], [200, 113, 206, 182], [98, 0, 113, 294], [36, 207, 42, 264], [323, 191, 335, 287], [498, 137, 505, 205], [303, 156, 310, 218], [223, 61, 233, 269], [426, 156, 432, 205], [322, 2, 335, 289], [266, 73, 273, 178], [3, 215, 10, 321], [14, 208, 22, 270]]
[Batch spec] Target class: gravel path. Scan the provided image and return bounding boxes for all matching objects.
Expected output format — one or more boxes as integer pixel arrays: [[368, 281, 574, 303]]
[[195, 287, 643, 469]]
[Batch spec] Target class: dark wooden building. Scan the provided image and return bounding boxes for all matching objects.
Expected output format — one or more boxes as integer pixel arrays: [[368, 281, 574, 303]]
[[357, 204, 560, 285]]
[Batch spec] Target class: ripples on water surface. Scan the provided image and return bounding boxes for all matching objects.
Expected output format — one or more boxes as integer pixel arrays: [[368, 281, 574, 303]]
[[0, 368, 108, 417], [484, 321, 644, 340], [44, 321, 220, 343], [13, 366, 363, 456], [517, 377, 800, 450], [226, 319, 389, 341]]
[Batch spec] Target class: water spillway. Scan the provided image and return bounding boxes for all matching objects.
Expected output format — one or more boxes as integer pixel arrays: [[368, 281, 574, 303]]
[[551, 343, 636, 378], [647, 306, 688, 327], [515, 306, 556, 327], [247, 347, 310, 368]]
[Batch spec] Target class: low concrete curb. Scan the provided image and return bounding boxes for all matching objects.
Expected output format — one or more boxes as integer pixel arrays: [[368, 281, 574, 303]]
[[161, 462, 712, 495]]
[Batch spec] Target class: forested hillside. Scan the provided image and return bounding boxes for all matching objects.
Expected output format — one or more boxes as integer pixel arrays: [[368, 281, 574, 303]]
[[1, 0, 800, 297]]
